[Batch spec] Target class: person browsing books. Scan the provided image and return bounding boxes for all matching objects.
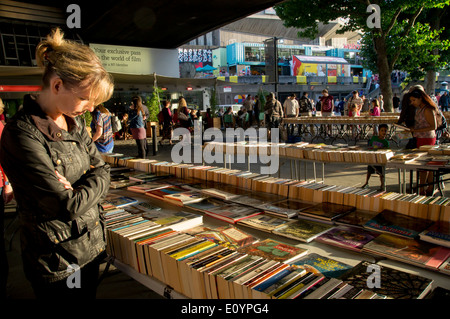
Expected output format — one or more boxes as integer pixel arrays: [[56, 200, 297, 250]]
[[362, 124, 389, 190], [0, 28, 113, 299], [409, 88, 442, 195]]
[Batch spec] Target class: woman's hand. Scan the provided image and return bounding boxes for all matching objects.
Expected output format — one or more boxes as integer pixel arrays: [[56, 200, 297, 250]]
[[55, 170, 73, 190]]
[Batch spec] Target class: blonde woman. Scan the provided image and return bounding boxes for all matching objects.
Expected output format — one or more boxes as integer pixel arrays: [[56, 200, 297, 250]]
[[0, 28, 114, 299]]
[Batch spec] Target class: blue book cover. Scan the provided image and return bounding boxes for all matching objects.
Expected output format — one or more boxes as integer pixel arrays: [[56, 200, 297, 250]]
[[291, 253, 353, 278]]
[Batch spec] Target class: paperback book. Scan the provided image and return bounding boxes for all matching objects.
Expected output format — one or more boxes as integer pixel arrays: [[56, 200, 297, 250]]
[[272, 219, 335, 243], [103, 195, 139, 208], [291, 253, 353, 278], [297, 202, 356, 222], [189, 225, 259, 250], [362, 233, 450, 269], [141, 210, 203, 232], [163, 190, 208, 207], [263, 199, 316, 219], [145, 185, 192, 200], [123, 202, 161, 215], [339, 261, 433, 299], [419, 221, 450, 248], [237, 214, 293, 232], [334, 209, 379, 228], [185, 197, 227, 213], [314, 225, 379, 252], [238, 238, 308, 264], [205, 203, 264, 224], [364, 209, 434, 239]]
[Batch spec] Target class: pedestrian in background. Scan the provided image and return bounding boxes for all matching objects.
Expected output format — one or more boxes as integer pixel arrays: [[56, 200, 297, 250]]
[[90, 104, 114, 153], [129, 95, 148, 158]]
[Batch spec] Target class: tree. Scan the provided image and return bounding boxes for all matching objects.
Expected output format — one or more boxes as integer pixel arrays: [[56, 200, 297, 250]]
[[145, 87, 163, 122], [275, 0, 449, 111]]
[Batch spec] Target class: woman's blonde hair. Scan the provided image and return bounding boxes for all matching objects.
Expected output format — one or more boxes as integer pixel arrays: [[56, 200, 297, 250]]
[[0, 98, 4, 115], [36, 28, 114, 106]]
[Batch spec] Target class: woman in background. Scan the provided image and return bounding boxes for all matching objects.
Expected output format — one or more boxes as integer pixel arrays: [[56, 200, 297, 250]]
[[409, 88, 440, 195], [160, 100, 174, 146], [90, 104, 114, 153], [129, 95, 148, 158]]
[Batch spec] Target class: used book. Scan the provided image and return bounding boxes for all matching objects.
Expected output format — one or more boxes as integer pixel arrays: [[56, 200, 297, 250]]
[[238, 238, 308, 264], [103, 195, 139, 208], [272, 219, 335, 243], [163, 190, 208, 207], [419, 221, 450, 248], [189, 225, 259, 250], [297, 202, 356, 223], [334, 209, 379, 228], [364, 209, 434, 239], [141, 210, 203, 232], [184, 197, 227, 213], [263, 199, 316, 219], [362, 233, 450, 270], [314, 225, 379, 252], [339, 260, 433, 299], [205, 203, 264, 224], [237, 214, 292, 232], [291, 253, 353, 278]]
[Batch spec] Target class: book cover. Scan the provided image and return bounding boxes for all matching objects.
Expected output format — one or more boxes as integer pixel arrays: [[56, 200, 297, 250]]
[[315, 225, 378, 252], [272, 219, 334, 243], [141, 210, 203, 232], [238, 238, 308, 264], [145, 185, 191, 200], [298, 202, 356, 222], [237, 214, 292, 232], [335, 209, 380, 228], [230, 192, 286, 208], [104, 196, 139, 208], [419, 221, 450, 248], [191, 225, 259, 250], [339, 261, 433, 299], [362, 233, 450, 269], [185, 197, 227, 213], [163, 190, 208, 206], [127, 182, 172, 193], [438, 257, 450, 275], [123, 202, 161, 215], [263, 199, 316, 218], [364, 210, 434, 239], [200, 188, 242, 200], [292, 253, 352, 278], [206, 203, 263, 224]]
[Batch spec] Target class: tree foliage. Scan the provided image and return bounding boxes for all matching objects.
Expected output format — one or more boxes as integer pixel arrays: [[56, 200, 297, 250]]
[[275, 0, 449, 110]]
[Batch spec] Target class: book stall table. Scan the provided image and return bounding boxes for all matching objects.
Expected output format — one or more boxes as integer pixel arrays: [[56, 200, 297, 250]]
[[203, 142, 392, 190], [102, 183, 450, 300], [101, 154, 450, 300], [282, 116, 400, 145], [387, 160, 450, 196]]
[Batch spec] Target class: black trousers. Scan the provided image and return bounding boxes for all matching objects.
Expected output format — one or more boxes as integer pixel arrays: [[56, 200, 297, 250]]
[[30, 258, 101, 299], [135, 138, 149, 158]]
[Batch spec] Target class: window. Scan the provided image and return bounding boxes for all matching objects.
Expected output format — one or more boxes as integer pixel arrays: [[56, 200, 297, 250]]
[[244, 46, 264, 62]]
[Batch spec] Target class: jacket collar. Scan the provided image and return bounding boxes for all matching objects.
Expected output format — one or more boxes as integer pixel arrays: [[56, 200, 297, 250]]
[[23, 94, 79, 141]]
